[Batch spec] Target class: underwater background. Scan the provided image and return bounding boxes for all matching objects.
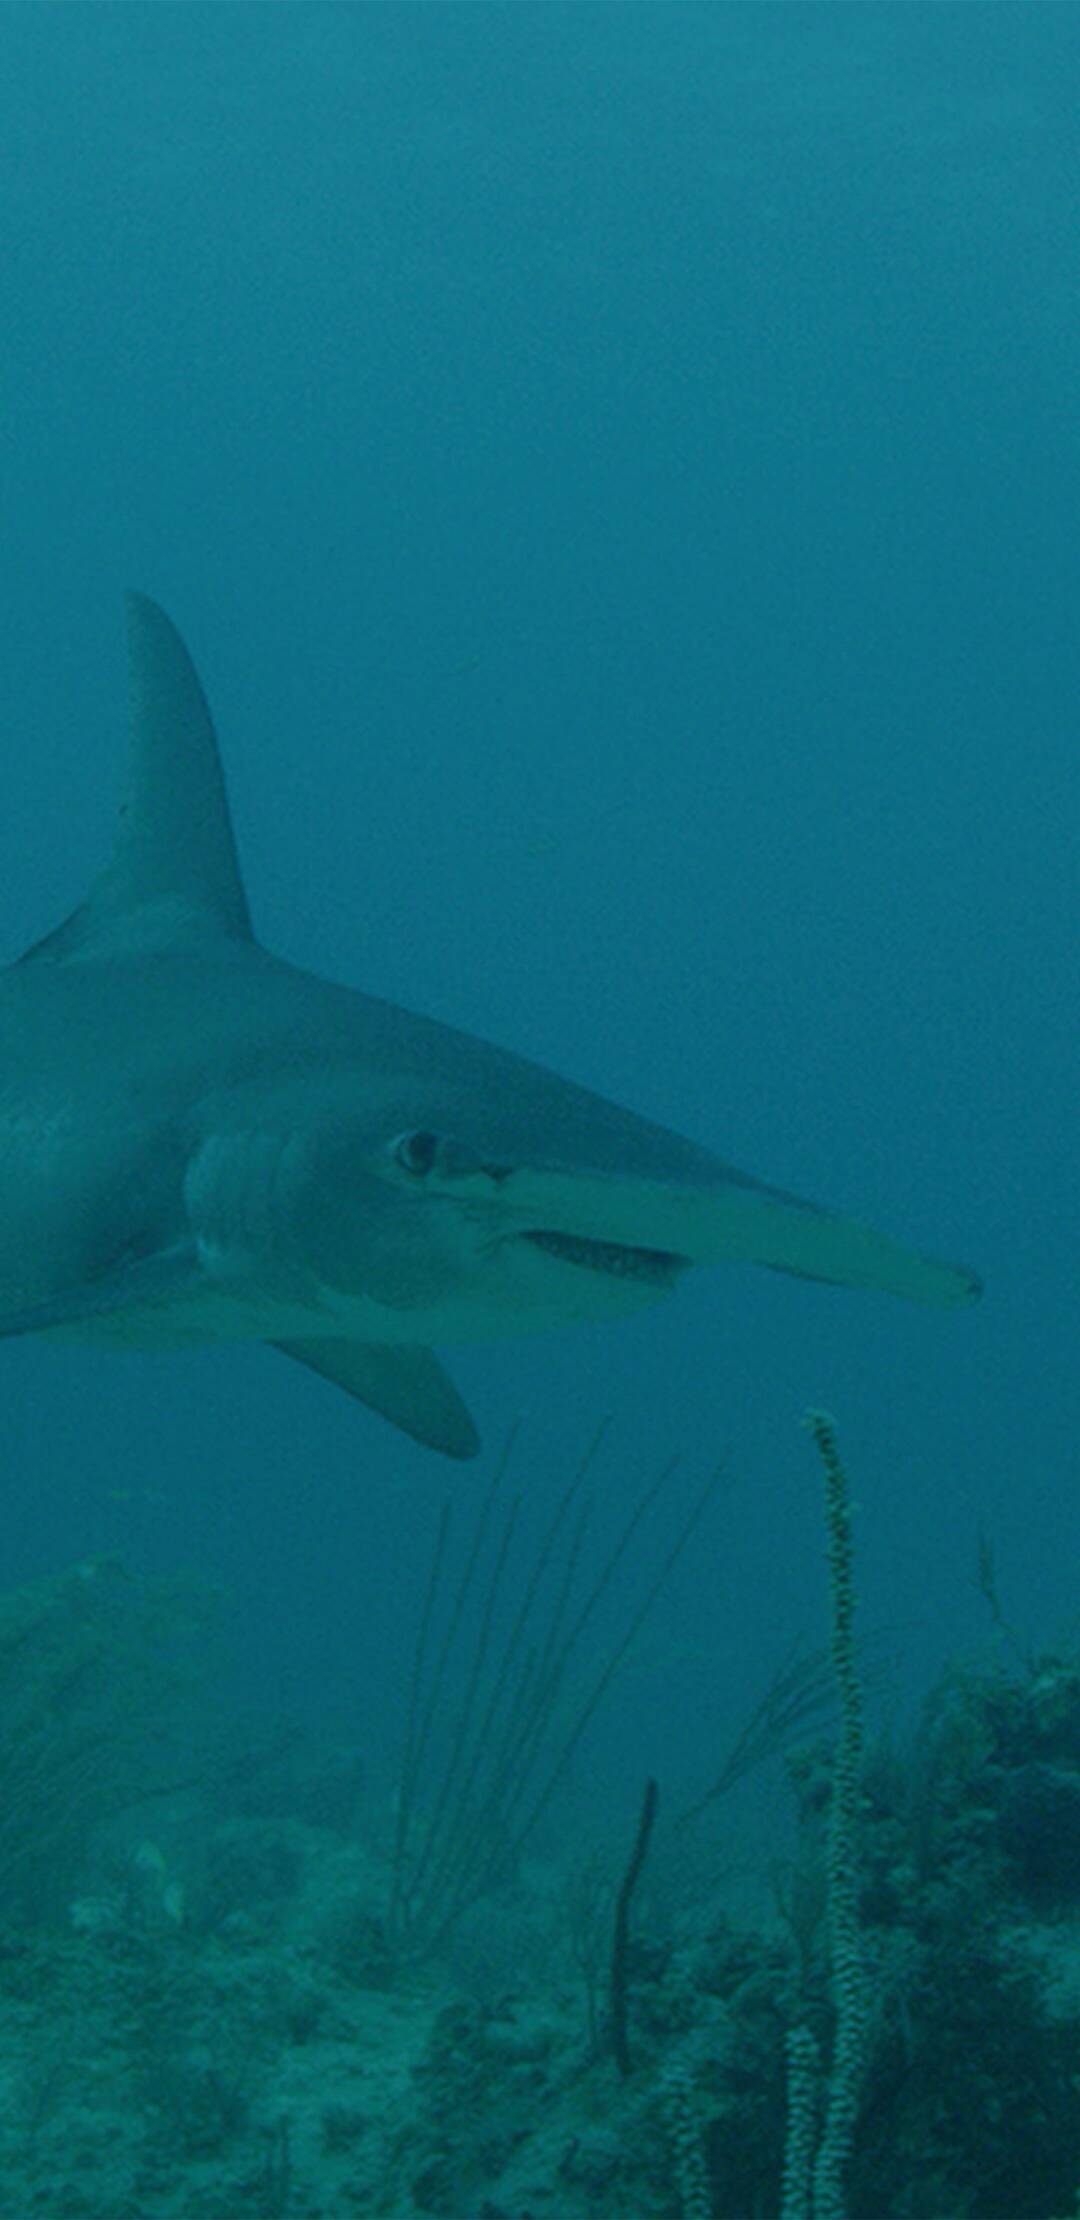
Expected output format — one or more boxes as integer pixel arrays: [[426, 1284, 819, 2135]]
[[0, 8, 1076, 2217]]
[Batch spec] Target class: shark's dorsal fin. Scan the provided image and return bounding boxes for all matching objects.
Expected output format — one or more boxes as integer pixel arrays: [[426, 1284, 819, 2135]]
[[20, 592, 253, 964]]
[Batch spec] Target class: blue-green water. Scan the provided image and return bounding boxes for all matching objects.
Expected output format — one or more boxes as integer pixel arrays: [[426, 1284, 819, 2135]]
[[0, 15, 1076, 2209], [3, 0, 1074, 1808]]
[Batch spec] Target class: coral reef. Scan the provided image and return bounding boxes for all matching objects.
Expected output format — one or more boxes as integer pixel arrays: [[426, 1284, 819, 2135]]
[[3, 1551, 1080, 2215]]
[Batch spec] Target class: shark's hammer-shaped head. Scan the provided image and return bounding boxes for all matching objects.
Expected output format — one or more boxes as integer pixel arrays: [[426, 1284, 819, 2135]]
[[0, 594, 981, 1458], [184, 1026, 978, 1356], [180, 1065, 696, 1349]]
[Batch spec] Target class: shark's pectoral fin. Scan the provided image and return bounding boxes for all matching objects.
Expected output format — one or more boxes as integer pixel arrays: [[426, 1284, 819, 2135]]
[[273, 1339, 481, 1460], [0, 1246, 197, 1339]]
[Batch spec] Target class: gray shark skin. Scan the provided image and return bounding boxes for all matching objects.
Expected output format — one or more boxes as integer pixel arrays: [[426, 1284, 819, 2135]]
[[0, 596, 980, 1456]]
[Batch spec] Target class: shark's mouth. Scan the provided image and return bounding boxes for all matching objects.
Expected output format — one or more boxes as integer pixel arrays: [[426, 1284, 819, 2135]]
[[521, 1229, 685, 1287]]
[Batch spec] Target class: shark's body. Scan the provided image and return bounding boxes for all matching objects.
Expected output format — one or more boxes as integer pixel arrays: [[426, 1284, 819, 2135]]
[[0, 596, 979, 1455]]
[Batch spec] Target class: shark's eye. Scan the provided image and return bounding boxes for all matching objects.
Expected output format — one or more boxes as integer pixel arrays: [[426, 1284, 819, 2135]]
[[394, 1129, 440, 1177]]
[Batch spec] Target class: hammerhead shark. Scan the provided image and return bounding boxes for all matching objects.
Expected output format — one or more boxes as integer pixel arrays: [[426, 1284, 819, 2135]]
[[0, 596, 979, 1455]]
